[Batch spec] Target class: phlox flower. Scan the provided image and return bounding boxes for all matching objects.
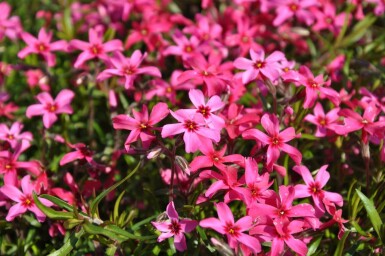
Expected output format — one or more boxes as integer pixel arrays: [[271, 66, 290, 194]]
[[0, 2, 22, 41], [60, 143, 94, 166], [0, 92, 18, 119], [152, 201, 198, 252], [70, 28, 123, 68], [26, 89, 75, 128], [163, 31, 201, 61], [18, 28, 68, 67], [25, 69, 50, 91], [272, 0, 318, 26], [0, 122, 33, 151], [0, 175, 52, 222], [234, 49, 285, 84], [200, 202, 261, 254], [293, 165, 343, 215], [97, 50, 161, 90], [243, 113, 302, 171], [161, 109, 220, 153], [113, 102, 169, 151], [304, 102, 340, 137], [312, 2, 348, 35]]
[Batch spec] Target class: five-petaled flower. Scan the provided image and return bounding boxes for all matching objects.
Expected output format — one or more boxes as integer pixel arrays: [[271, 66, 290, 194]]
[[152, 201, 198, 252]]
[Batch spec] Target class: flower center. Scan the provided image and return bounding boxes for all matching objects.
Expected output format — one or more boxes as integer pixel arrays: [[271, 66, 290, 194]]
[[184, 45, 193, 53], [361, 119, 368, 124], [123, 67, 136, 75], [139, 123, 148, 130], [202, 70, 209, 76], [198, 105, 211, 118], [36, 43, 48, 52], [271, 136, 281, 146], [141, 29, 148, 36], [46, 103, 57, 112], [283, 67, 289, 72], [21, 194, 34, 207], [254, 61, 265, 69], [318, 117, 327, 126], [5, 163, 13, 171], [90, 44, 103, 55], [309, 183, 322, 195], [7, 134, 14, 140], [166, 87, 173, 93], [184, 120, 198, 132], [241, 36, 249, 43], [168, 219, 181, 235], [225, 223, 239, 237], [290, 3, 298, 11]]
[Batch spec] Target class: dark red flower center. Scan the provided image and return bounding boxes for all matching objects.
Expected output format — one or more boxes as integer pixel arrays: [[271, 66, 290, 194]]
[[198, 105, 211, 118], [309, 182, 322, 195], [46, 103, 57, 112], [7, 134, 14, 140], [290, 3, 298, 11], [184, 120, 198, 132], [168, 219, 181, 235], [184, 45, 193, 53], [123, 66, 136, 75], [21, 194, 34, 207], [225, 223, 240, 237], [35, 43, 48, 52], [254, 61, 265, 69], [89, 44, 103, 55]]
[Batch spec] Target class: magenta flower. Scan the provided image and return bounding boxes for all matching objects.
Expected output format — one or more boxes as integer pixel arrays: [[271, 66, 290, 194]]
[[0, 2, 22, 41], [0, 122, 33, 150], [190, 143, 243, 172], [296, 66, 340, 109], [163, 31, 201, 61], [97, 50, 161, 90], [273, 0, 318, 26], [178, 53, 232, 96], [70, 28, 123, 68], [312, 2, 348, 35], [234, 49, 285, 84], [304, 102, 340, 137], [161, 109, 220, 153], [151, 201, 198, 252], [243, 113, 302, 170], [187, 89, 225, 129], [26, 89, 75, 128], [60, 143, 94, 166], [113, 102, 169, 151], [251, 219, 308, 256], [18, 28, 68, 67], [293, 165, 343, 215], [200, 202, 261, 254], [0, 175, 52, 222]]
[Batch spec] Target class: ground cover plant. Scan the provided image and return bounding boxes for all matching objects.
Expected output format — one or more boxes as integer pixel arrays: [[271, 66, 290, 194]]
[[0, 0, 385, 255]]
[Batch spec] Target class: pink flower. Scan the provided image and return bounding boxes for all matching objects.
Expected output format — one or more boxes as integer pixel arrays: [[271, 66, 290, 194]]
[[0, 175, 52, 222], [112, 102, 169, 151], [97, 50, 161, 90], [151, 201, 198, 252], [178, 53, 232, 96], [25, 69, 50, 91], [312, 3, 348, 35], [0, 93, 18, 119], [243, 113, 302, 170], [0, 122, 33, 150], [234, 49, 285, 84], [70, 28, 123, 68], [26, 89, 75, 128], [200, 202, 261, 254], [293, 165, 343, 215], [163, 31, 201, 61], [17, 28, 68, 67], [161, 109, 220, 153], [60, 143, 94, 166], [304, 102, 340, 137], [190, 143, 243, 172], [273, 0, 318, 26], [0, 2, 22, 41]]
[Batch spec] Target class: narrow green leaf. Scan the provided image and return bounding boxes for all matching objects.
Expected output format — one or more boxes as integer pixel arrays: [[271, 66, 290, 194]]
[[333, 230, 350, 256], [47, 229, 84, 256], [113, 191, 125, 223], [307, 236, 322, 256], [339, 15, 376, 48], [106, 245, 117, 256], [82, 222, 127, 243], [104, 224, 157, 241], [130, 214, 157, 231], [90, 162, 140, 215], [33, 193, 73, 220], [356, 189, 383, 241]]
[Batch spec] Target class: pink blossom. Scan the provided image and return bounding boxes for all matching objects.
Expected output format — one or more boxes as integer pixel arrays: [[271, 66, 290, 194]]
[[293, 165, 343, 215], [0, 175, 52, 222], [0, 122, 33, 150], [18, 28, 68, 67], [151, 201, 198, 252], [273, 0, 318, 26], [243, 113, 302, 170], [25, 70, 50, 91], [26, 89, 75, 128], [234, 49, 285, 84], [60, 143, 94, 166], [113, 103, 169, 151], [97, 50, 161, 90], [312, 2, 348, 35], [304, 102, 340, 137], [70, 28, 123, 68], [163, 31, 201, 61], [178, 53, 232, 96], [0, 2, 22, 41], [161, 109, 220, 153], [0, 92, 18, 119], [200, 202, 261, 254]]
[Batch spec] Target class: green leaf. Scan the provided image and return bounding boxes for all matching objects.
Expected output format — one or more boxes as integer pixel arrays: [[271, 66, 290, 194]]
[[338, 15, 376, 48], [307, 236, 322, 256], [33, 193, 74, 220], [47, 229, 84, 256], [104, 224, 157, 241], [113, 191, 125, 223], [333, 230, 350, 256], [90, 162, 140, 216], [82, 222, 127, 243], [355, 189, 383, 241]]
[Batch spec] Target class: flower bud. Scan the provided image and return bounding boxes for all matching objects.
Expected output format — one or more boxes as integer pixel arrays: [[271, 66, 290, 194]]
[[210, 237, 234, 256], [175, 155, 191, 175], [147, 146, 162, 159]]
